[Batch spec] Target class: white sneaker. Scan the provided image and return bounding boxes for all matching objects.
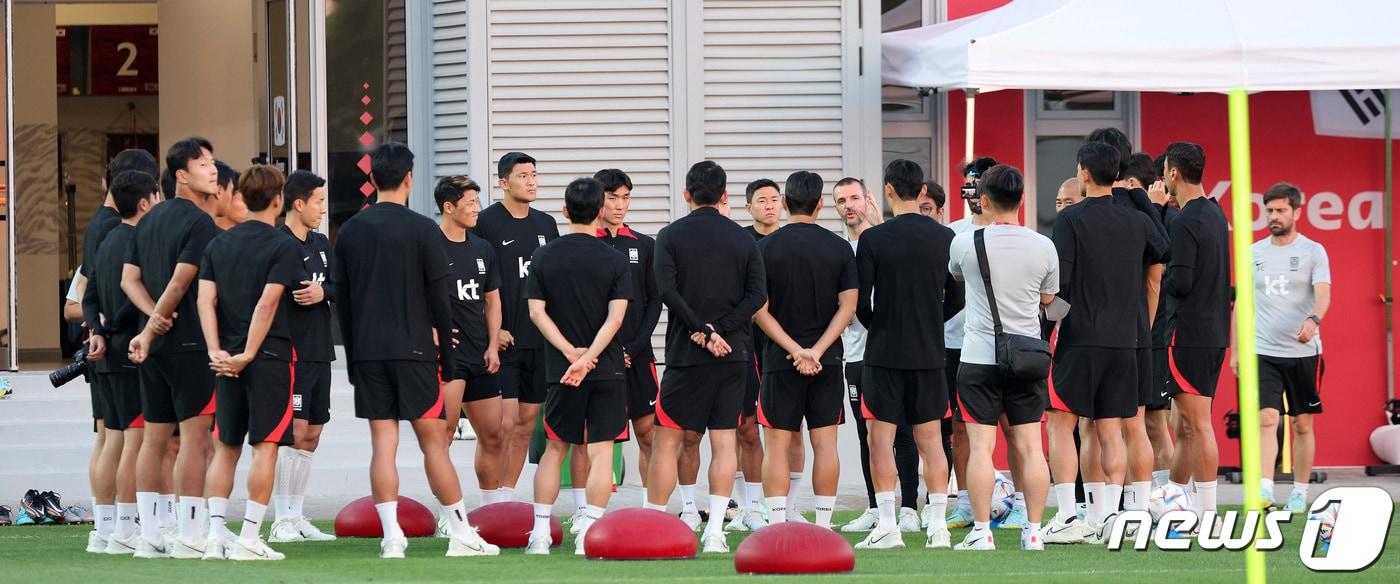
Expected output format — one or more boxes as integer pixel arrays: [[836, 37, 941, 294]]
[[955, 529, 995, 551], [898, 507, 921, 533], [133, 537, 168, 559], [567, 511, 586, 535], [525, 535, 552, 555], [740, 510, 766, 531], [701, 532, 729, 553], [86, 531, 108, 553], [104, 532, 140, 555], [292, 517, 336, 541], [724, 511, 747, 532], [1043, 514, 1089, 544], [921, 504, 937, 529], [446, 527, 501, 557], [925, 525, 952, 549], [679, 510, 702, 531], [202, 535, 227, 560], [1084, 512, 1116, 545], [227, 538, 284, 561], [855, 525, 905, 549], [435, 515, 451, 538], [270, 518, 303, 543], [841, 508, 879, 532], [169, 537, 205, 559], [1022, 529, 1045, 551], [380, 534, 408, 559], [575, 528, 588, 556], [787, 509, 810, 524]]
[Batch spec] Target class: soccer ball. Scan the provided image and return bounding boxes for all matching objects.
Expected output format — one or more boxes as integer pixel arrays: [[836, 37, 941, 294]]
[[990, 472, 1016, 520], [1149, 484, 1190, 521], [1308, 502, 1339, 542]]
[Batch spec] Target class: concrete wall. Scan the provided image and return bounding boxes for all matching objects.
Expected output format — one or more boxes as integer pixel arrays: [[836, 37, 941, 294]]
[[157, 0, 257, 168], [56, 3, 158, 26], [13, 4, 61, 360]]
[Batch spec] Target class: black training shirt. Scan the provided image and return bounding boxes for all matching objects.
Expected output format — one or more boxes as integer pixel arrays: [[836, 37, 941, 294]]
[[757, 222, 857, 372], [596, 225, 662, 360], [199, 221, 304, 360], [126, 197, 220, 354], [82, 223, 140, 373], [1112, 187, 1171, 349], [1164, 196, 1230, 348], [470, 202, 560, 351], [81, 205, 121, 280], [525, 233, 631, 384], [443, 232, 501, 368], [1151, 203, 1182, 349], [856, 213, 960, 370], [278, 226, 336, 363], [744, 226, 772, 369], [332, 203, 455, 376], [655, 206, 767, 367], [1052, 195, 1169, 348]]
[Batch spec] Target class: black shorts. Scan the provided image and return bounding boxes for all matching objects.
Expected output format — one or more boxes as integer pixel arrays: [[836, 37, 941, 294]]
[[1048, 346, 1137, 419], [1134, 347, 1154, 408], [1259, 354, 1324, 415], [956, 363, 1047, 426], [90, 373, 106, 421], [352, 360, 443, 421], [100, 371, 145, 431], [945, 349, 962, 420], [292, 360, 332, 425], [542, 381, 627, 445], [1165, 346, 1225, 399], [139, 352, 216, 424], [656, 362, 745, 433], [1147, 348, 1172, 411], [214, 359, 294, 447], [743, 354, 761, 418], [625, 358, 660, 420], [859, 365, 949, 426], [758, 367, 845, 432], [447, 354, 502, 403], [498, 348, 546, 404]]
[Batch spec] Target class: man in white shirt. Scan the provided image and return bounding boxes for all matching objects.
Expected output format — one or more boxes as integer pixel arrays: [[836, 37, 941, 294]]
[[948, 165, 1057, 552]]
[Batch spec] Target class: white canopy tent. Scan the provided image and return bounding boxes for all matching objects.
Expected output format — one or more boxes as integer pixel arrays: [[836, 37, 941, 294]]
[[881, 2, 1400, 580]]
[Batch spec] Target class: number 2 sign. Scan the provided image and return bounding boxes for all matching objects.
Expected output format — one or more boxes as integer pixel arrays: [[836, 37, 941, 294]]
[[90, 25, 158, 96]]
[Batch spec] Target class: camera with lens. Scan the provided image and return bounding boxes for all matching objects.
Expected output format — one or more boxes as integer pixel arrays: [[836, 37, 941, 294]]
[[49, 347, 90, 388], [961, 168, 983, 213]]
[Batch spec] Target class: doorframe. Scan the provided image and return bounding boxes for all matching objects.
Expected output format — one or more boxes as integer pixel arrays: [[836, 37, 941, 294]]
[[4, 0, 16, 370], [1022, 90, 1140, 232]]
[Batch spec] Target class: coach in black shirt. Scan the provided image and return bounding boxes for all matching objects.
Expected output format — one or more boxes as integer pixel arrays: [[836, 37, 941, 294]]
[[646, 161, 765, 554]]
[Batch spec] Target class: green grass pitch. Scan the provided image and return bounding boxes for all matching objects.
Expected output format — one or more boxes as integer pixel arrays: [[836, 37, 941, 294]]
[[8, 508, 1396, 583]]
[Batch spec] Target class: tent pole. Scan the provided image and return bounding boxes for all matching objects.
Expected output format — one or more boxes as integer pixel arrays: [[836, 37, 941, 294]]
[[964, 89, 977, 217], [1386, 89, 1394, 404], [1229, 88, 1266, 584]]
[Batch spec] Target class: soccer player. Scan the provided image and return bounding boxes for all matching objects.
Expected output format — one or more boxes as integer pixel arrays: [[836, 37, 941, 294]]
[[854, 159, 961, 550], [434, 175, 506, 509], [213, 161, 249, 230], [1161, 142, 1230, 527], [124, 137, 222, 558], [730, 178, 780, 530], [1247, 182, 1330, 513], [592, 169, 663, 506], [947, 165, 1056, 551], [523, 177, 631, 556], [332, 142, 498, 558], [82, 168, 160, 555], [1147, 171, 1182, 489], [752, 171, 856, 529], [196, 164, 303, 561], [646, 161, 767, 554], [471, 152, 560, 503], [268, 170, 338, 543], [1044, 142, 1166, 545]]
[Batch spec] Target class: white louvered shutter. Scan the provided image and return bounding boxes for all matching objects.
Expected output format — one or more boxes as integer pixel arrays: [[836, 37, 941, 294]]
[[430, 0, 470, 178]]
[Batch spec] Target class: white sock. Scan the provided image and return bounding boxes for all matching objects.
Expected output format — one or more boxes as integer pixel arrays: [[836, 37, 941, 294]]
[[1104, 484, 1123, 518], [498, 486, 515, 502], [196, 506, 208, 538], [95, 504, 115, 538], [581, 504, 604, 535], [530, 503, 553, 540], [876, 491, 897, 531], [1261, 478, 1275, 497], [815, 495, 836, 528], [1169, 480, 1190, 493], [1053, 483, 1077, 521], [272, 495, 289, 522], [734, 473, 747, 510], [1128, 481, 1151, 511], [1197, 480, 1218, 515], [159, 494, 177, 528], [115, 503, 138, 539], [178, 496, 204, 543], [440, 499, 470, 538], [766, 497, 787, 524], [1023, 522, 1043, 544], [208, 497, 229, 537], [1292, 482, 1309, 499], [639, 487, 648, 507], [91, 497, 98, 518], [1013, 492, 1026, 514], [788, 472, 804, 499], [972, 520, 991, 533], [643, 502, 666, 511], [745, 482, 764, 512], [572, 488, 588, 514], [375, 501, 403, 540], [137, 492, 161, 544], [480, 489, 498, 505], [287, 448, 314, 519], [703, 495, 728, 537], [927, 493, 948, 530], [957, 489, 972, 513], [1152, 470, 1170, 488], [239, 501, 267, 547], [1084, 482, 1106, 524], [679, 484, 698, 513]]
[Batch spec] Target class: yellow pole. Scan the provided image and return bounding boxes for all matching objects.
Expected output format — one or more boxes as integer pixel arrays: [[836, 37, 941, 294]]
[[1229, 88, 1266, 584], [1281, 400, 1292, 476]]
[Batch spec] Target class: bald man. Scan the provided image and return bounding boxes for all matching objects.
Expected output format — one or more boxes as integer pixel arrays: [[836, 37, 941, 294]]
[[1055, 178, 1082, 213]]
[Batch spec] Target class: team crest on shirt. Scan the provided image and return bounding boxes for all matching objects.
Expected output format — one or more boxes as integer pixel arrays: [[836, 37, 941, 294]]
[[476, 258, 487, 274], [1290, 256, 1300, 271], [629, 248, 640, 263], [537, 235, 547, 247], [319, 251, 327, 265]]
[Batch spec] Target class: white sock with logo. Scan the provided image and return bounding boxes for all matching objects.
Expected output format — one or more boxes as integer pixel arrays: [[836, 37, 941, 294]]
[[115, 502, 138, 540], [1104, 484, 1123, 519], [238, 501, 267, 547], [159, 494, 176, 529], [572, 488, 588, 514], [178, 496, 204, 543], [1013, 492, 1027, 514], [440, 499, 471, 539], [815, 495, 836, 528], [1053, 484, 1077, 521], [208, 497, 229, 538], [875, 491, 897, 531], [95, 505, 115, 538], [745, 482, 764, 513], [531, 503, 553, 540], [1128, 481, 1151, 511], [137, 492, 161, 544], [766, 497, 787, 524], [788, 472, 804, 499], [734, 473, 747, 511], [1084, 482, 1106, 524], [679, 484, 698, 513]]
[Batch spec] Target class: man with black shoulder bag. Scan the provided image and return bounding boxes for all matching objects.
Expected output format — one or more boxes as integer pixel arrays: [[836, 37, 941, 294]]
[[947, 165, 1060, 552]]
